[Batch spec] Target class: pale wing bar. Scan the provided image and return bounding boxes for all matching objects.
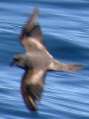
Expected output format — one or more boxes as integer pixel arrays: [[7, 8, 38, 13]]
[[20, 8, 43, 44]]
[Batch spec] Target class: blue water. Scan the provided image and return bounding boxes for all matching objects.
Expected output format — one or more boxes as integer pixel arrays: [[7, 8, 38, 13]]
[[0, 0, 89, 119]]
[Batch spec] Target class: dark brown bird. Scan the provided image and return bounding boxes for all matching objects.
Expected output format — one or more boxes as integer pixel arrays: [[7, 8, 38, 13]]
[[11, 8, 82, 111]]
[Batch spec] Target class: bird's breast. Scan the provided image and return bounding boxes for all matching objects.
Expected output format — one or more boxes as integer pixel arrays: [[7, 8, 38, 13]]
[[26, 51, 51, 69]]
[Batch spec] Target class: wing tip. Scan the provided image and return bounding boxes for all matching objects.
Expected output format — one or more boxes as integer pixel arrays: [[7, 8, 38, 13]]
[[32, 7, 40, 16]]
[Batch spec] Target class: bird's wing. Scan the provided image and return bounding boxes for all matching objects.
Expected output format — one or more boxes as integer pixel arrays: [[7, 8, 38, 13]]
[[21, 69, 47, 111], [20, 8, 43, 47]]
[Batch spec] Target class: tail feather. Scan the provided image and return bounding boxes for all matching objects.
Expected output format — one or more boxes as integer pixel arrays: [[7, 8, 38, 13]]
[[49, 60, 82, 72]]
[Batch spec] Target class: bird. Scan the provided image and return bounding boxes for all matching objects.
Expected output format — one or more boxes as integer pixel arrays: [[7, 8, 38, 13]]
[[11, 8, 82, 111]]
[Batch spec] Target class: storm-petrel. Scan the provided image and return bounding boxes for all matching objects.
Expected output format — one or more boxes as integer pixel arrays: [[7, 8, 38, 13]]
[[11, 8, 82, 111]]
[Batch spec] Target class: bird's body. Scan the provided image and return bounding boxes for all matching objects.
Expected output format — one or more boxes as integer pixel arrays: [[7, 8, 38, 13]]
[[24, 39, 53, 69], [11, 8, 82, 111]]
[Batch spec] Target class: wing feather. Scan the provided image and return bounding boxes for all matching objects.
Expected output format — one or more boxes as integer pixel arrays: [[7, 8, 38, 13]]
[[21, 69, 46, 111], [20, 8, 43, 47]]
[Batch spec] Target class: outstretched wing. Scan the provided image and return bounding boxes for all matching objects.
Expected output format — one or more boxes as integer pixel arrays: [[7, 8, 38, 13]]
[[21, 69, 47, 111], [20, 8, 43, 46]]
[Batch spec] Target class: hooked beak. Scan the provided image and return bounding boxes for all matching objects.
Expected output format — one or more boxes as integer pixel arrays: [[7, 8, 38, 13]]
[[10, 56, 18, 66], [10, 59, 15, 66]]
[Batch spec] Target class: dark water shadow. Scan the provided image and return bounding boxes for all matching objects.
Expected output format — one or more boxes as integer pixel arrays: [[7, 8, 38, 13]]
[[44, 34, 89, 64]]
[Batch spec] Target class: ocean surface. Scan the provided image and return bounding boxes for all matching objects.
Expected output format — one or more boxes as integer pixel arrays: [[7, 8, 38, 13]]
[[0, 0, 89, 119]]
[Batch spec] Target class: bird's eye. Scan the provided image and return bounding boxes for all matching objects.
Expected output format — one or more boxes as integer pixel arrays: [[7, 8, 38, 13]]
[[14, 58, 19, 62]]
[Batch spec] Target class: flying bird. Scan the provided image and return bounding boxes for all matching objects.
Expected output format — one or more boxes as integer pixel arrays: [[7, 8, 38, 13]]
[[11, 8, 82, 111]]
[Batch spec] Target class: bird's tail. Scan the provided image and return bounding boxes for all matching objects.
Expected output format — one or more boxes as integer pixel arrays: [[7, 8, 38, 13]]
[[48, 59, 82, 72]]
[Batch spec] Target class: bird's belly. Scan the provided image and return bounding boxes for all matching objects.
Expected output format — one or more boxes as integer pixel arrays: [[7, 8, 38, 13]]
[[27, 52, 52, 69]]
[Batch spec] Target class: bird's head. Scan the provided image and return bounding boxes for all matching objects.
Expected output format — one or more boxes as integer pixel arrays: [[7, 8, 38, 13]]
[[11, 53, 29, 69]]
